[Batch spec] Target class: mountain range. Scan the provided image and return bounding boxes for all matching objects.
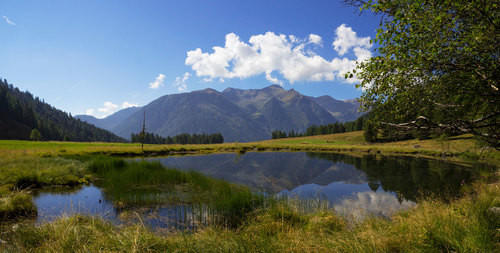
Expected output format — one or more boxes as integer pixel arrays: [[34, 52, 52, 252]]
[[76, 85, 362, 142]]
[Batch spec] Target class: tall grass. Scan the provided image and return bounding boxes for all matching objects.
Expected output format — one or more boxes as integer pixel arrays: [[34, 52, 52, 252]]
[[3, 181, 498, 252], [0, 135, 498, 250], [0, 190, 36, 219], [0, 156, 89, 189], [86, 156, 265, 227], [0, 156, 89, 219]]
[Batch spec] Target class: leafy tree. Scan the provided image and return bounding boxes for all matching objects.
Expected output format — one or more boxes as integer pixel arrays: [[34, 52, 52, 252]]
[[363, 121, 376, 143], [346, 0, 500, 148], [30, 129, 42, 141]]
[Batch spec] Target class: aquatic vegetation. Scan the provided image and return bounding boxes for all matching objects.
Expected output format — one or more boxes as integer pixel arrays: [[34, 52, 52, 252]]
[[0, 156, 89, 219], [0, 190, 36, 219], [86, 156, 265, 227], [0, 133, 498, 251], [2, 181, 498, 252], [0, 156, 89, 189]]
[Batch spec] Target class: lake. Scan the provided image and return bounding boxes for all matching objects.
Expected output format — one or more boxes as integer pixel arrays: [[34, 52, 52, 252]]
[[34, 152, 477, 229]]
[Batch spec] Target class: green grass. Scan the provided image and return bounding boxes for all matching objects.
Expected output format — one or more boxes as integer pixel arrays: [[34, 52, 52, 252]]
[[0, 156, 90, 189], [0, 156, 90, 219], [0, 154, 265, 226], [3, 131, 498, 166], [85, 156, 265, 227], [2, 181, 498, 252], [0, 190, 36, 220], [1, 132, 499, 169], [0, 133, 499, 251]]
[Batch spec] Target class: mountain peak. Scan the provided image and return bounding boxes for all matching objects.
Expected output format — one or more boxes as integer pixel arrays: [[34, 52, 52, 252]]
[[262, 84, 285, 92], [223, 85, 285, 94], [196, 88, 218, 94], [316, 95, 333, 100], [267, 84, 285, 89], [222, 87, 236, 93], [279, 88, 303, 102], [260, 85, 286, 97]]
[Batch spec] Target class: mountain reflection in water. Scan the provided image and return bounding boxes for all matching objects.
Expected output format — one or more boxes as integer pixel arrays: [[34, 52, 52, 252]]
[[33, 152, 477, 229], [150, 152, 475, 203]]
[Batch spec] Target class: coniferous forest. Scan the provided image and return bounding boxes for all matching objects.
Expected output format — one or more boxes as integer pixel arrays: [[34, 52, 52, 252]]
[[271, 116, 366, 139], [130, 132, 224, 145], [0, 78, 126, 142]]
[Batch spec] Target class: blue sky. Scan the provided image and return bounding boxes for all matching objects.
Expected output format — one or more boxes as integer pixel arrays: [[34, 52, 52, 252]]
[[0, 0, 379, 118]]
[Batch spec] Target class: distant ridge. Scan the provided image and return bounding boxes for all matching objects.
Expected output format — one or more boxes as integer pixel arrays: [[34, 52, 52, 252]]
[[75, 107, 141, 130], [76, 85, 362, 142], [310, 95, 362, 122]]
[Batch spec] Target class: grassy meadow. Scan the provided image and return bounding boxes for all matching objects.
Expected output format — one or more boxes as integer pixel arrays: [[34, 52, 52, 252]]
[[0, 131, 499, 252], [1, 131, 498, 161]]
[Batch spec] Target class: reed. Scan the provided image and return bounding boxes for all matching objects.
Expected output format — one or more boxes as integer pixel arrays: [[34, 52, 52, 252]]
[[0, 156, 89, 189], [0, 132, 499, 251], [0, 156, 89, 219], [86, 156, 265, 227], [0, 190, 36, 220], [3, 181, 498, 252]]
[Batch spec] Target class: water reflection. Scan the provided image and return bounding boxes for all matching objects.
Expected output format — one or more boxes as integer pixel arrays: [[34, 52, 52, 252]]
[[151, 152, 475, 202], [307, 152, 474, 202], [33, 152, 477, 229], [33, 185, 116, 223], [334, 191, 415, 221], [149, 152, 368, 193], [34, 184, 213, 231]]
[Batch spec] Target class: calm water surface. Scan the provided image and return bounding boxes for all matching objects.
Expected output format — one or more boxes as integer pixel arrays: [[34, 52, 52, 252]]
[[34, 152, 477, 228]]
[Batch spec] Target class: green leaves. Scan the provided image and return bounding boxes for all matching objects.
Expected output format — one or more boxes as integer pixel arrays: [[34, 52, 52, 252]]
[[348, 0, 500, 146]]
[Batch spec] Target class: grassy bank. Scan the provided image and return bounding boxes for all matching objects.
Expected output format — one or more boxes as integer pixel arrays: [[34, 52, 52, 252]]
[[0, 133, 499, 251], [0, 156, 90, 219], [1, 132, 498, 163], [0, 154, 264, 227], [2, 180, 498, 252]]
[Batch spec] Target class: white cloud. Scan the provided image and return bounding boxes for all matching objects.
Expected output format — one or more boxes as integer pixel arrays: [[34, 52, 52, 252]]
[[121, 101, 138, 108], [149, 73, 165, 89], [289, 35, 300, 43], [353, 47, 372, 61], [2, 15, 15, 25], [185, 25, 371, 85], [173, 72, 191, 91], [332, 24, 371, 56], [97, 101, 119, 116], [308, 34, 322, 46], [86, 101, 138, 118], [265, 72, 283, 86], [334, 191, 415, 221]]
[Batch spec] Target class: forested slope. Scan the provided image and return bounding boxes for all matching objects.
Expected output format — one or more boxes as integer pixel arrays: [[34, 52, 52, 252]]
[[0, 78, 126, 142]]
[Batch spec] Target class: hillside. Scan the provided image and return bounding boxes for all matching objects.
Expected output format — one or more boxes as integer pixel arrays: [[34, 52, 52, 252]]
[[311, 96, 362, 122], [113, 89, 268, 142], [222, 86, 338, 133], [75, 107, 141, 130], [0, 79, 126, 142]]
